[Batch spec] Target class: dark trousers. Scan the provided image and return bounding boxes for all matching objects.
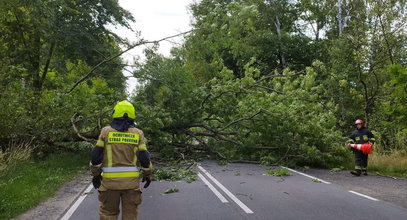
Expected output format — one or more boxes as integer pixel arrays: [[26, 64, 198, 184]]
[[354, 150, 368, 170]]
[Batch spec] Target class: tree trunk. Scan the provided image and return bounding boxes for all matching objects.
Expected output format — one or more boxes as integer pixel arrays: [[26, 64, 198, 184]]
[[274, 16, 286, 71], [337, 0, 343, 35], [31, 31, 41, 92]]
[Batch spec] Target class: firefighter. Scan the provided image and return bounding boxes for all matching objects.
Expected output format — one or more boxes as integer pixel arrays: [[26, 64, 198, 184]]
[[348, 119, 375, 176], [90, 100, 152, 220]]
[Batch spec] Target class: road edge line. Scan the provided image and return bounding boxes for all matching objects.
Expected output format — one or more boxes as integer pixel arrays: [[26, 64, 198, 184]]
[[280, 166, 331, 184], [198, 172, 229, 203], [349, 190, 379, 201], [198, 166, 254, 214], [60, 183, 93, 220]]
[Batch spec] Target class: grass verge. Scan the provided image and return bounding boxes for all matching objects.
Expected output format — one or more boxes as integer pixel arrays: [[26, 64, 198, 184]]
[[368, 150, 407, 178], [0, 152, 88, 220]]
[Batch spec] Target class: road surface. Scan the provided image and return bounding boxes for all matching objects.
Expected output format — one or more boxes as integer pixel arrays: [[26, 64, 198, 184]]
[[62, 161, 407, 220]]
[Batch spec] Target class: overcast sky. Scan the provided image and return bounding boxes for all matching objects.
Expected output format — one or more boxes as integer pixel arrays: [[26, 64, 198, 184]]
[[110, 0, 196, 94]]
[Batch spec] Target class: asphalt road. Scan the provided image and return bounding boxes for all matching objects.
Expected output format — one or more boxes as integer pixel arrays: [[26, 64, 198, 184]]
[[63, 162, 407, 220]]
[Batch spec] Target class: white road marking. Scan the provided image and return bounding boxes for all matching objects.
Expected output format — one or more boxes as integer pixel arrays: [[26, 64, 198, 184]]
[[60, 183, 94, 220], [198, 172, 229, 203], [349, 191, 379, 201], [280, 166, 331, 184], [198, 166, 254, 214]]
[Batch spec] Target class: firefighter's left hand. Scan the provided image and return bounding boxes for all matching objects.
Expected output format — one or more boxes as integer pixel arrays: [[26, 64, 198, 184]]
[[92, 175, 102, 189], [142, 175, 152, 188]]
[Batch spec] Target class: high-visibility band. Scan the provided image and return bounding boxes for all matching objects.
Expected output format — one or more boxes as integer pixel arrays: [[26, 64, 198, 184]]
[[139, 144, 147, 151], [370, 138, 375, 141], [103, 167, 139, 172], [106, 144, 113, 167], [103, 171, 140, 178], [96, 140, 104, 147], [355, 166, 361, 169]]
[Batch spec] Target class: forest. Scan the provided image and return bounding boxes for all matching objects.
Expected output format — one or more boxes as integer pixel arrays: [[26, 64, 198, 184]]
[[0, 0, 406, 170]]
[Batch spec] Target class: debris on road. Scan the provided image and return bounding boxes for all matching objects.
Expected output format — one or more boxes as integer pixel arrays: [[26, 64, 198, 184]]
[[164, 187, 180, 194], [266, 168, 292, 177], [154, 168, 197, 183], [330, 167, 345, 172], [312, 178, 321, 183]]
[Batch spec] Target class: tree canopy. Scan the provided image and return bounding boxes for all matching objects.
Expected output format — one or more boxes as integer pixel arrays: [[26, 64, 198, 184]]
[[0, 0, 406, 168], [0, 0, 132, 146], [131, 0, 407, 167]]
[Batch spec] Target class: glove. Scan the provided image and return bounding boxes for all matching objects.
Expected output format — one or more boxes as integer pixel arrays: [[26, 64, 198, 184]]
[[92, 175, 102, 189], [142, 175, 152, 188]]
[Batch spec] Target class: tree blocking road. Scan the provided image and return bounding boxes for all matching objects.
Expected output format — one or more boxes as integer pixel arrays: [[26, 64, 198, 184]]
[[64, 162, 407, 220]]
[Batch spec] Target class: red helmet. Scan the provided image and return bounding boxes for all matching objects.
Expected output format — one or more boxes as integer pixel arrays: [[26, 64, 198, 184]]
[[354, 119, 364, 125]]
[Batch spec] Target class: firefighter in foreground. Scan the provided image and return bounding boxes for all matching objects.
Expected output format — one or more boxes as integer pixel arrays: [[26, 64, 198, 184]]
[[90, 100, 152, 220], [347, 119, 375, 176]]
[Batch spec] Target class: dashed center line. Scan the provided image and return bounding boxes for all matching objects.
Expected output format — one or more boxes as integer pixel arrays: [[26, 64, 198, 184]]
[[280, 166, 331, 184], [198, 165, 254, 214], [279, 166, 380, 202]]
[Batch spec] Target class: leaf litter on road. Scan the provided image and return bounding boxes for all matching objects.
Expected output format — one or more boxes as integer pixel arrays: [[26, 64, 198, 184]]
[[265, 168, 292, 177], [163, 187, 179, 194]]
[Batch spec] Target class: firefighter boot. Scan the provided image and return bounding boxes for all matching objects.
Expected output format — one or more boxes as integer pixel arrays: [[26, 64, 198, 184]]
[[350, 170, 361, 176], [362, 168, 368, 175]]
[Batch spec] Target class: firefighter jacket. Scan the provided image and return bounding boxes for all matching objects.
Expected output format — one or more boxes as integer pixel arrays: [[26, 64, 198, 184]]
[[349, 127, 375, 145], [90, 126, 152, 191]]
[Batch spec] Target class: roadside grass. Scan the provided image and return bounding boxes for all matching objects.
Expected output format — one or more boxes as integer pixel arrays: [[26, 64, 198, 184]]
[[368, 150, 407, 178], [0, 152, 88, 220]]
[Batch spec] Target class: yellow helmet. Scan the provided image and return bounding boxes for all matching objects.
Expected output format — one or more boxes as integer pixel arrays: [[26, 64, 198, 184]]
[[112, 100, 136, 119]]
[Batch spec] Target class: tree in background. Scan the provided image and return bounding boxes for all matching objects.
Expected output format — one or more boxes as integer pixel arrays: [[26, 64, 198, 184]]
[[0, 0, 133, 148], [131, 0, 406, 167]]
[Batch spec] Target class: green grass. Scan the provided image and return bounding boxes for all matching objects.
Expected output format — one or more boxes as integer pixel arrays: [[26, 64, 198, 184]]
[[0, 152, 88, 220], [368, 150, 407, 178]]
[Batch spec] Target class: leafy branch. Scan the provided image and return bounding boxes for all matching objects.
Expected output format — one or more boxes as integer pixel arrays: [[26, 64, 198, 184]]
[[66, 30, 194, 94]]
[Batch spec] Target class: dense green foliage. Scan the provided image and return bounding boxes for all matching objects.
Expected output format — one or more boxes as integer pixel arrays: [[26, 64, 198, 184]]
[[0, 0, 406, 169], [132, 0, 406, 167]]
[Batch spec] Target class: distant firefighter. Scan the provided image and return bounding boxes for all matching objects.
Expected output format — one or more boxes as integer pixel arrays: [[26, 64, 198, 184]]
[[347, 119, 375, 176]]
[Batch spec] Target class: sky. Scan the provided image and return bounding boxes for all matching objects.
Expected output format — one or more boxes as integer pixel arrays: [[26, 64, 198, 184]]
[[110, 0, 196, 94]]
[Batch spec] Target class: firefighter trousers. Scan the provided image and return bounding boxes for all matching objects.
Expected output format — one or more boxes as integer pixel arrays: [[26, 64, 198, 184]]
[[98, 189, 142, 220], [354, 150, 368, 171]]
